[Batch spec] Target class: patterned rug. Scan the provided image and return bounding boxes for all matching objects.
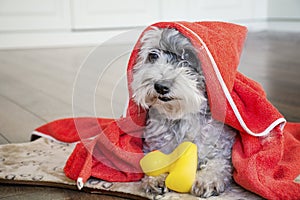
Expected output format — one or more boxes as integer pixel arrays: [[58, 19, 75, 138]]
[[0, 138, 263, 199]]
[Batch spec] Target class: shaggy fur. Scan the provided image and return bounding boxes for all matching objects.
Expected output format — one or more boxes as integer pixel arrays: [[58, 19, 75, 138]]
[[131, 27, 237, 198]]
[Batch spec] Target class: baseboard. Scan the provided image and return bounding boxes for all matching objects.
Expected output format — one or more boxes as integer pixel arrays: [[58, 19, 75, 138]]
[[266, 20, 300, 32], [235, 20, 269, 32]]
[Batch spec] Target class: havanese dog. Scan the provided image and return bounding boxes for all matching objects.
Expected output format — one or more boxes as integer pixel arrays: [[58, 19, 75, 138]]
[[131, 27, 237, 198]]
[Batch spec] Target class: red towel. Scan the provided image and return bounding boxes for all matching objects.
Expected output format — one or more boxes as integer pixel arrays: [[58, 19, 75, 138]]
[[33, 21, 300, 199], [34, 100, 147, 186]]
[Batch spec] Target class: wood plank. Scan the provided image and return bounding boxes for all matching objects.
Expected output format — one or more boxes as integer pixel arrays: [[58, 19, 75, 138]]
[[0, 47, 92, 95], [0, 68, 126, 120], [0, 95, 45, 143], [0, 73, 74, 121], [0, 184, 125, 200], [0, 133, 9, 144], [0, 46, 130, 118]]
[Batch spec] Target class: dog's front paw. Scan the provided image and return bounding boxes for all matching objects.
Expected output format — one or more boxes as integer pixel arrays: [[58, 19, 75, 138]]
[[191, 170, 229, 198], [141, 174, 169, 195]]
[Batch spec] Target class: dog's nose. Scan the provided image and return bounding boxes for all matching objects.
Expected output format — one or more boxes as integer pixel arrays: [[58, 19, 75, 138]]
[[154, 82, 170, 95]]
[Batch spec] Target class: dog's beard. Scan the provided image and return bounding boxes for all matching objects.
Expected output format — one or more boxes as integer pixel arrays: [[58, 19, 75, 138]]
[[131, 28, 207, 119]]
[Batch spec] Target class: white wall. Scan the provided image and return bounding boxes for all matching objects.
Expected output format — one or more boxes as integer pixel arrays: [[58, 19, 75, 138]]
[[266, 0, 300, 31], [268, 0, 300, 19], [0, 0, 71, 31], [0, 0, 299, 49]]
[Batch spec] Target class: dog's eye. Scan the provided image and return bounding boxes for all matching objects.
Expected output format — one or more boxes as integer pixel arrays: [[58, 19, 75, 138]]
[[147, 52, 159, 63]]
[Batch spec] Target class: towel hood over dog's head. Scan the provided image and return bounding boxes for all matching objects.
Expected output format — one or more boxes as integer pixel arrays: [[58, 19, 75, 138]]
[[127, 21, 286, 136]]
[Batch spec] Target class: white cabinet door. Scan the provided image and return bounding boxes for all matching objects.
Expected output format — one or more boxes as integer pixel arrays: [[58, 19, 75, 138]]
[[161, 0, 267, 22], [0, 0, 71, 31], [71, 0, 161, 30], [187, 0, 255, 21], [268, 0, 300, 18]]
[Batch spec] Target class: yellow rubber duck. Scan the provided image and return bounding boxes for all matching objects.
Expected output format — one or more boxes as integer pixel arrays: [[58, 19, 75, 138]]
[[140, 141, 198, 193]]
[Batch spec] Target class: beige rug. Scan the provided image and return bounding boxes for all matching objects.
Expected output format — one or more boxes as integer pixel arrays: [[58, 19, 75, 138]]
[[0, 137, 263, 199]]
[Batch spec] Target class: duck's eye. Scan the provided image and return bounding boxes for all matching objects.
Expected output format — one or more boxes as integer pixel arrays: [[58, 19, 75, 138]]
[[147, 52, 159, 63]]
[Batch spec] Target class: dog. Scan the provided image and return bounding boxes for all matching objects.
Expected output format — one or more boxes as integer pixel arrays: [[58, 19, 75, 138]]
[[131, 27, 237, 198]]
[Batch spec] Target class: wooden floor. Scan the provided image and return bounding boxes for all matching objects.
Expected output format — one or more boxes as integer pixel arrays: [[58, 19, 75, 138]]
[[0, 31, 300, 199]]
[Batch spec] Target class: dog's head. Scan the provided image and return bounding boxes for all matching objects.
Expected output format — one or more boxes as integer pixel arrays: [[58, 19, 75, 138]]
[[131, 27, 207, 119]]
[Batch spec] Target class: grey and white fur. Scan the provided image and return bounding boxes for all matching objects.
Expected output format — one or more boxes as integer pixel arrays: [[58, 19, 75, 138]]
[[131, 27, 237, 198]]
